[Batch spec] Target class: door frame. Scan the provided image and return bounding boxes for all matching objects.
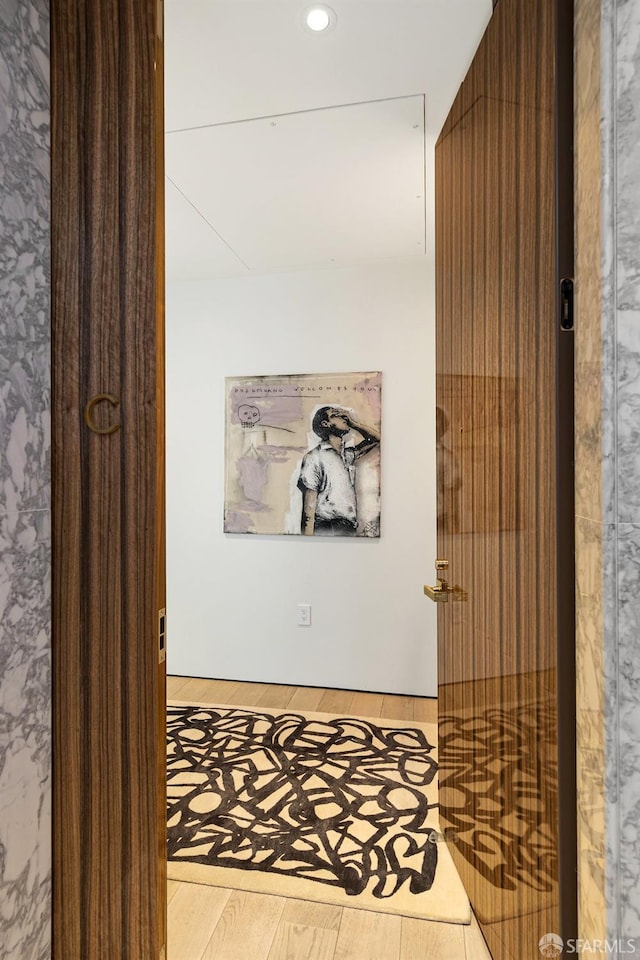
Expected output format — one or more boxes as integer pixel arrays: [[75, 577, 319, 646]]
[[49, 0, 577, 956], [50, 1, 167, 957], [554, 0, 578, 942]]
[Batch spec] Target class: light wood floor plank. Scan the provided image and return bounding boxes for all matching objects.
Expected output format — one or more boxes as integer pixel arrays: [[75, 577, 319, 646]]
[[317, 688, 355, 714], [268, 922, 338, 960], [412, 697, 438, 725], [288, 686, 327, 711], [167, 878, 181, 904], [400, 916, 465, 959], [280, 899, 343, 931], [256, 684, 297, 709], [463, 914, 493, 960], [333, 907, 402, 960], [176, 677, 242, 704], [229, 681, 273, 706], [350, 691, 384, 717], [167, 675, 190, 698], [167, 883, 232, 960], [380, 694, 414, 722], [201, 890, 285, 960]]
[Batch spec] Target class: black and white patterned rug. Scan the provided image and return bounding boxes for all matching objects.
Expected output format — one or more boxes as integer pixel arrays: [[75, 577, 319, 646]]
[[166, 702, 470, 923]]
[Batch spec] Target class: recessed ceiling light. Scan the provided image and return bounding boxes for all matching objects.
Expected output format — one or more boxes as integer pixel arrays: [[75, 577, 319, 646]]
[[302, 5, 336, 33]]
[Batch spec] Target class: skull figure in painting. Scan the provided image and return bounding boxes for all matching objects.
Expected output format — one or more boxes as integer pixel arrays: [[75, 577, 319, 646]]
[[238, 404, 261, 428]]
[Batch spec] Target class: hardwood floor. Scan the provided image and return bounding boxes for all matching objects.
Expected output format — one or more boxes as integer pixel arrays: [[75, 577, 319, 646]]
[[167, 676, 438, 724], [166, 676, 490, 960]]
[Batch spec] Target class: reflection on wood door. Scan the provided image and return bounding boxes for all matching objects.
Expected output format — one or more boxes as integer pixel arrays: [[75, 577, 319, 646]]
[[437, 375, 519, 535], [434, 0, 575, 958]]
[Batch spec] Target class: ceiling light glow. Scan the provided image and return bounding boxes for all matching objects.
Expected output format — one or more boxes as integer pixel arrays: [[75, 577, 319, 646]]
[[303, 5, 336, 33], [307, 7, 330, 30]]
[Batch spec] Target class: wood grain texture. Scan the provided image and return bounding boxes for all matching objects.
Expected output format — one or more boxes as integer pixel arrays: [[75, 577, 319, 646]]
[[167, 675, 190, 698], [279, 900, 343, 930], [228, 681, 275, 705], [256, 683, 297, 708], [267, 923, 339, 960], [350, 691, 385, 717], [201, 891, 286, 960], [175, 676, 228, 702], [177, 677, 243, 703], [333, 908, 401, 960], [399, 917, 465, 960], [167, 880, 181, 904], [154, 6, 167, 950], [167, 885, 231, 960], [463, 915, 494, 960], [434, 0, 574, 956], [166, 879, 492, 960], [316, 688, 356, 715], [381, 694, 414, 722], [167, 677, 436, 722], [287, 685, 328, 711], [51, 0, 165, 956], [412, 697, 437, 725]]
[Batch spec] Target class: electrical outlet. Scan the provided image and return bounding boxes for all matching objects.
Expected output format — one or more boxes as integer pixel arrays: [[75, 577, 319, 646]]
[[297, 603, 312, 627]]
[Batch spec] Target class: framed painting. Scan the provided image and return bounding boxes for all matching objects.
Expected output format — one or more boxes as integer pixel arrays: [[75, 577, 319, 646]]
[[224, 371, 382, 537]]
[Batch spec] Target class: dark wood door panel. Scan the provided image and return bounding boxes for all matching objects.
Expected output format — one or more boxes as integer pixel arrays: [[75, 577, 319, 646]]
[[435, 1, 575, 957], [51, 1, 166, 957]]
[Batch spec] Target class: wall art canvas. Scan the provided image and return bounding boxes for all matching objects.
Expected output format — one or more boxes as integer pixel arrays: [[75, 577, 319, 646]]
[[224, 371, 382, 537]]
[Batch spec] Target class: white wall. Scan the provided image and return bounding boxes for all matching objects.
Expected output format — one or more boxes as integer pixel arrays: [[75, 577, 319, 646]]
[[166, 259, 438, 696]]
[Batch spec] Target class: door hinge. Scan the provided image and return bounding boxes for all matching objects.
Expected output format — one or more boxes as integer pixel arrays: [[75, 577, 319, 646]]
[[158, 607, 166, 663], [560, 277, 574, 330]]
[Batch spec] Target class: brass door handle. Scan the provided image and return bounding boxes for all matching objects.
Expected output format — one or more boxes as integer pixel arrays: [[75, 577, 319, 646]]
[[424, 580, 451, 602], [424, 559, 451, 602], [424, 559, 467, 603], [84, 394, 121, 435]]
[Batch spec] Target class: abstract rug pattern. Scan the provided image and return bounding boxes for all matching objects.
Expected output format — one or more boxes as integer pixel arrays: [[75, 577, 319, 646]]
[[167, 702, 470, 923]]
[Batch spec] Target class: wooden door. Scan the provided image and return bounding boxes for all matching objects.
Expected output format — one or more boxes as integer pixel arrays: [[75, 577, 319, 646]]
[[51, 1, 167, 957], [433, 1, 575, 958]]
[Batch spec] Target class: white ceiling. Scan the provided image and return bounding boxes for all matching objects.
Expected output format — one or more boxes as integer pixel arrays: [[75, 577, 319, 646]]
[[165, 0, 492, 281]]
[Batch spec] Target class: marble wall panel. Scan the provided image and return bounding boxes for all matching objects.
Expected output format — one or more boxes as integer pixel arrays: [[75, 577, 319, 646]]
[[615, 6, 640, 524], [0, 512, 51, 959], [617, 523, 640, 758], [577, 0, 640, 945], [610, 0, 640, 942], [0, 0, 51, 957], [616, 520, 640, 941], [619, 746, 640, 937], [599, 0, 618, 528], [617, 312, 640, 525]]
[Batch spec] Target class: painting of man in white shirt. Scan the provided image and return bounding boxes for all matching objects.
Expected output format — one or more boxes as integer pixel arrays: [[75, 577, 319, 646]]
[[297, 406, 380, 537]]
